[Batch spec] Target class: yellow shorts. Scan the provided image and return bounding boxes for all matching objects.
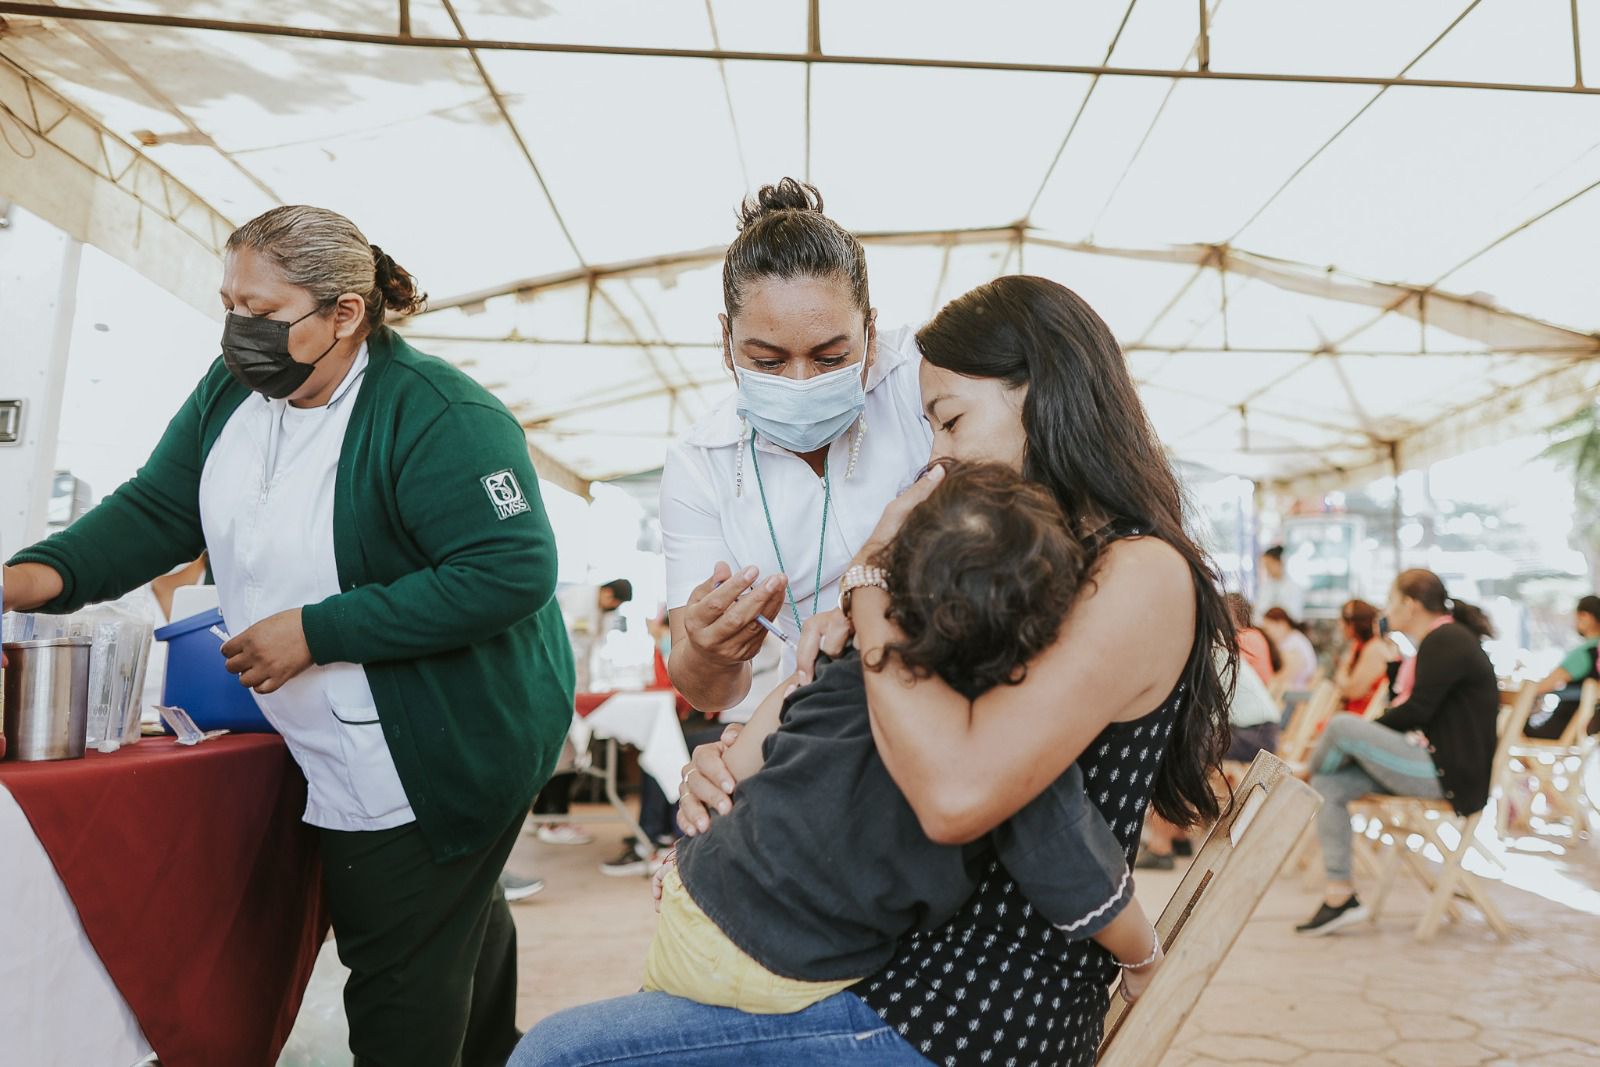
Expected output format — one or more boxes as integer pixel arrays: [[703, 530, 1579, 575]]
[[643, 867, 859, 1015]]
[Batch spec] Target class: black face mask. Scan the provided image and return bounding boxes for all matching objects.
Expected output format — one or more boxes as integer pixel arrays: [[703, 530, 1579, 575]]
[[221, 305, 338, 399]]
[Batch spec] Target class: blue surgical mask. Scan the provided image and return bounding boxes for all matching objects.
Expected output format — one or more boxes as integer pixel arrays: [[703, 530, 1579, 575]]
[[734, 341, 869, 454]]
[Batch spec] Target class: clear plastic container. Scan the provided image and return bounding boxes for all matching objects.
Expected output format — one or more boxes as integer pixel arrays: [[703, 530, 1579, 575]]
[[9, 607, 152, 750]]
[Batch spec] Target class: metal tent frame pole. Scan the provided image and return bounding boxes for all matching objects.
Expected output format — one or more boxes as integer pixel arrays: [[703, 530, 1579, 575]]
[[5, 3, 1600, 97]]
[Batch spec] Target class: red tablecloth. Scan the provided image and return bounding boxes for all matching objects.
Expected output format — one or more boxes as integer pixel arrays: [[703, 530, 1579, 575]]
[[0, 736, 329, 1067]]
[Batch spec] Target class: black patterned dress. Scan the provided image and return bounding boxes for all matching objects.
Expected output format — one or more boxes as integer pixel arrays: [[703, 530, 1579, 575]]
[[855, 685, 1184, 1067]]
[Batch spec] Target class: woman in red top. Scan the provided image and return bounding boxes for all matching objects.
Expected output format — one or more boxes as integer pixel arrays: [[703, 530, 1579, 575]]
[[1333, 599, 1392, 713]]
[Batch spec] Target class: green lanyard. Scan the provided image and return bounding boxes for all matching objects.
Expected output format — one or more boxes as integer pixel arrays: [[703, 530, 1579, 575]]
[[748, 428, 831, 635]]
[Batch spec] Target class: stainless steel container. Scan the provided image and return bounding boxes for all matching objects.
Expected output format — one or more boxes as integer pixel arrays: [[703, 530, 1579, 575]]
[[2, 638, 92, 761]]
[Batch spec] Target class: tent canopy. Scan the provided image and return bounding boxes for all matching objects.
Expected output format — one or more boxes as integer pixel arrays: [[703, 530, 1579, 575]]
[[3, 0, 1598, 493]]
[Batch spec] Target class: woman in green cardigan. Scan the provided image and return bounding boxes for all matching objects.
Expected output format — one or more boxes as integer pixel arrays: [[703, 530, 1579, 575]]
[[3, 205, 574, 1067]]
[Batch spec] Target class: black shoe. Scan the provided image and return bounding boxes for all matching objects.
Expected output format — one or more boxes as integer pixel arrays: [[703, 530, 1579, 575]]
[[1295, 895, 1369, 936], [600, 839, 653, 877], [1135, 848, 1175, 871]]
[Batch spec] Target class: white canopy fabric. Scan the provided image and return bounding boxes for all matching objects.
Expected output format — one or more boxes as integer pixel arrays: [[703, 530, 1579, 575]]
[[3, 0, 1599, 494]]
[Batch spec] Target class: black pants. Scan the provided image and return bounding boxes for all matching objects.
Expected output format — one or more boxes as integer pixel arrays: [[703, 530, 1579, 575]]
[[637, 723, 728, 842], [1524, 685, 1599, 740], [531, 772, 576, 816], [319, 812, 523, 1067]]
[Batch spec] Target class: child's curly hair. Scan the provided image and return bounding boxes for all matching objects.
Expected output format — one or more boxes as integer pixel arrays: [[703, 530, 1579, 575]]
[[867, 462, 1088, 701]]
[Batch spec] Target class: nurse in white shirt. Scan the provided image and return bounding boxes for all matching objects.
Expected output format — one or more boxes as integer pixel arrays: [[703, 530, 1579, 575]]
[[662, 179, 931, 717]]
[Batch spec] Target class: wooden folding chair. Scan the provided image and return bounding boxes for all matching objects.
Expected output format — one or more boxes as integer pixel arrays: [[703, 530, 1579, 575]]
[[1354, 683, 1536, 942], [1098, 752, 1320, 1066], [1501, 678, 1599, 832], [1361, 681, 1391, 720], [1276, 681, 1339, 766]]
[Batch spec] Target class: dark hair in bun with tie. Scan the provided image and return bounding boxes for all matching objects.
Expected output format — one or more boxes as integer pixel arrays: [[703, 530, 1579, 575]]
[[370, 244, 428, 321], [722, 178, 869, 319]]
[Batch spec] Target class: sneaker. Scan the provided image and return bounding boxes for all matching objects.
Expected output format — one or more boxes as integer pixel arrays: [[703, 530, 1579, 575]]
[[536, 823, 595, 846], [1135, 848, 1175, 871], [1295, 895, 1369, 936], [600, 839, 653, 877], [499, 871, 546, 903]]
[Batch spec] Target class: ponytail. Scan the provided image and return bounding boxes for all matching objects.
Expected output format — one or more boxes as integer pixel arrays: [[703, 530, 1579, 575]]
[[1395, 568, 1495, 640], [370, 244, 427, 321], [1450, 601, 1495, 640]]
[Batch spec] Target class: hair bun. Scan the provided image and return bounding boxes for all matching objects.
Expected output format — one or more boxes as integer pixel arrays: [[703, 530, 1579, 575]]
[[736, 177, 824, 231], [370, 243, 395, 280], [369, 242, 427, 320]]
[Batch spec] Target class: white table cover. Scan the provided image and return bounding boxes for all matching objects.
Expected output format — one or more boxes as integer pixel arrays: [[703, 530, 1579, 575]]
[[0, 782, 152, 1067], [571, 691, 691, 804]]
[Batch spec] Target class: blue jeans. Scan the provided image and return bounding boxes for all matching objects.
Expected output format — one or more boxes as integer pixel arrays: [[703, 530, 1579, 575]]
[[1309, 713, 1443, 881], [507, 990, 932, 1066]]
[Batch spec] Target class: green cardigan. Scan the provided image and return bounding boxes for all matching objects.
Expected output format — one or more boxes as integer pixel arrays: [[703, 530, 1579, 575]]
[[10, 328, 575, 861]]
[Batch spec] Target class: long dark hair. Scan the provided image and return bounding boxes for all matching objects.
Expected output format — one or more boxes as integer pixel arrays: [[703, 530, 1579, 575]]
[[1341, 599, 1379, 643], [1262, 606, 1308, 635], [722, 179, 869, 319], [1395, 569, 1494, 640], [916, 275, 1235, 828]]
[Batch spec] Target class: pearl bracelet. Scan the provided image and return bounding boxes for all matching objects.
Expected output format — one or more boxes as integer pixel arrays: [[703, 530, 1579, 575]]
[[1116, 933, 1162, 971]]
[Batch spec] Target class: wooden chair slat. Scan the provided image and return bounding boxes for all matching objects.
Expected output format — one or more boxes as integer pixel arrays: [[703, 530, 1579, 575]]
[[1099, 752, 1320, 1066]]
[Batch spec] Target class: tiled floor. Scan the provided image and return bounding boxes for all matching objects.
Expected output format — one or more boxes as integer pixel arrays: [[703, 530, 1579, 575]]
[[505, 805, 1600, 1065]]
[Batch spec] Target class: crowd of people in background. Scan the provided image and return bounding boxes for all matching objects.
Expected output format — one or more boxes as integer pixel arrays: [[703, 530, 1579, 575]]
[[1136, 543, 1597, 938]]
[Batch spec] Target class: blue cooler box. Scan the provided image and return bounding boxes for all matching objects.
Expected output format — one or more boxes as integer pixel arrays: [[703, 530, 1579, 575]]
[[153, 608, 276, 734]]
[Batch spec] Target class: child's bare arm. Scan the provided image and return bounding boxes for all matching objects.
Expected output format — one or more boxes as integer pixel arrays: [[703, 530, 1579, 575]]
[[722, 671, 805, 782], [1094, 895, 1163, 1002]]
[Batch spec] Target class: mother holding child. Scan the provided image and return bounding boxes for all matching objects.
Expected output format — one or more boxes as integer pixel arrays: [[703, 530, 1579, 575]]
[[512, 180, 1235, 1067]]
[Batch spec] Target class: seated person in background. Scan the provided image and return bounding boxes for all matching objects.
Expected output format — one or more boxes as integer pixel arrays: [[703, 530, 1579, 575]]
[[1226, 643, 1284, 761], [648, 464, 1163, 1012], [1299, 570, 1499, 936], [1227, 592, 1278, 686], [1525, 594, 1600, 740], [1263, 607, 1318, 695], [1332, 599, 1393, 714], [1141, 639, 1280, 869]]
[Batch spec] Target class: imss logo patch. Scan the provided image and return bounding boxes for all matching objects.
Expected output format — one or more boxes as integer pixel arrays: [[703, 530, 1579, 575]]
[[481, 469, 531, 520]]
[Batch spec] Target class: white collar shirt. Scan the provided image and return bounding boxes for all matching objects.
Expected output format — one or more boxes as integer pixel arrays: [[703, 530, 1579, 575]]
[[198, 344, 415, 831], [659, 325, 932, 712]]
